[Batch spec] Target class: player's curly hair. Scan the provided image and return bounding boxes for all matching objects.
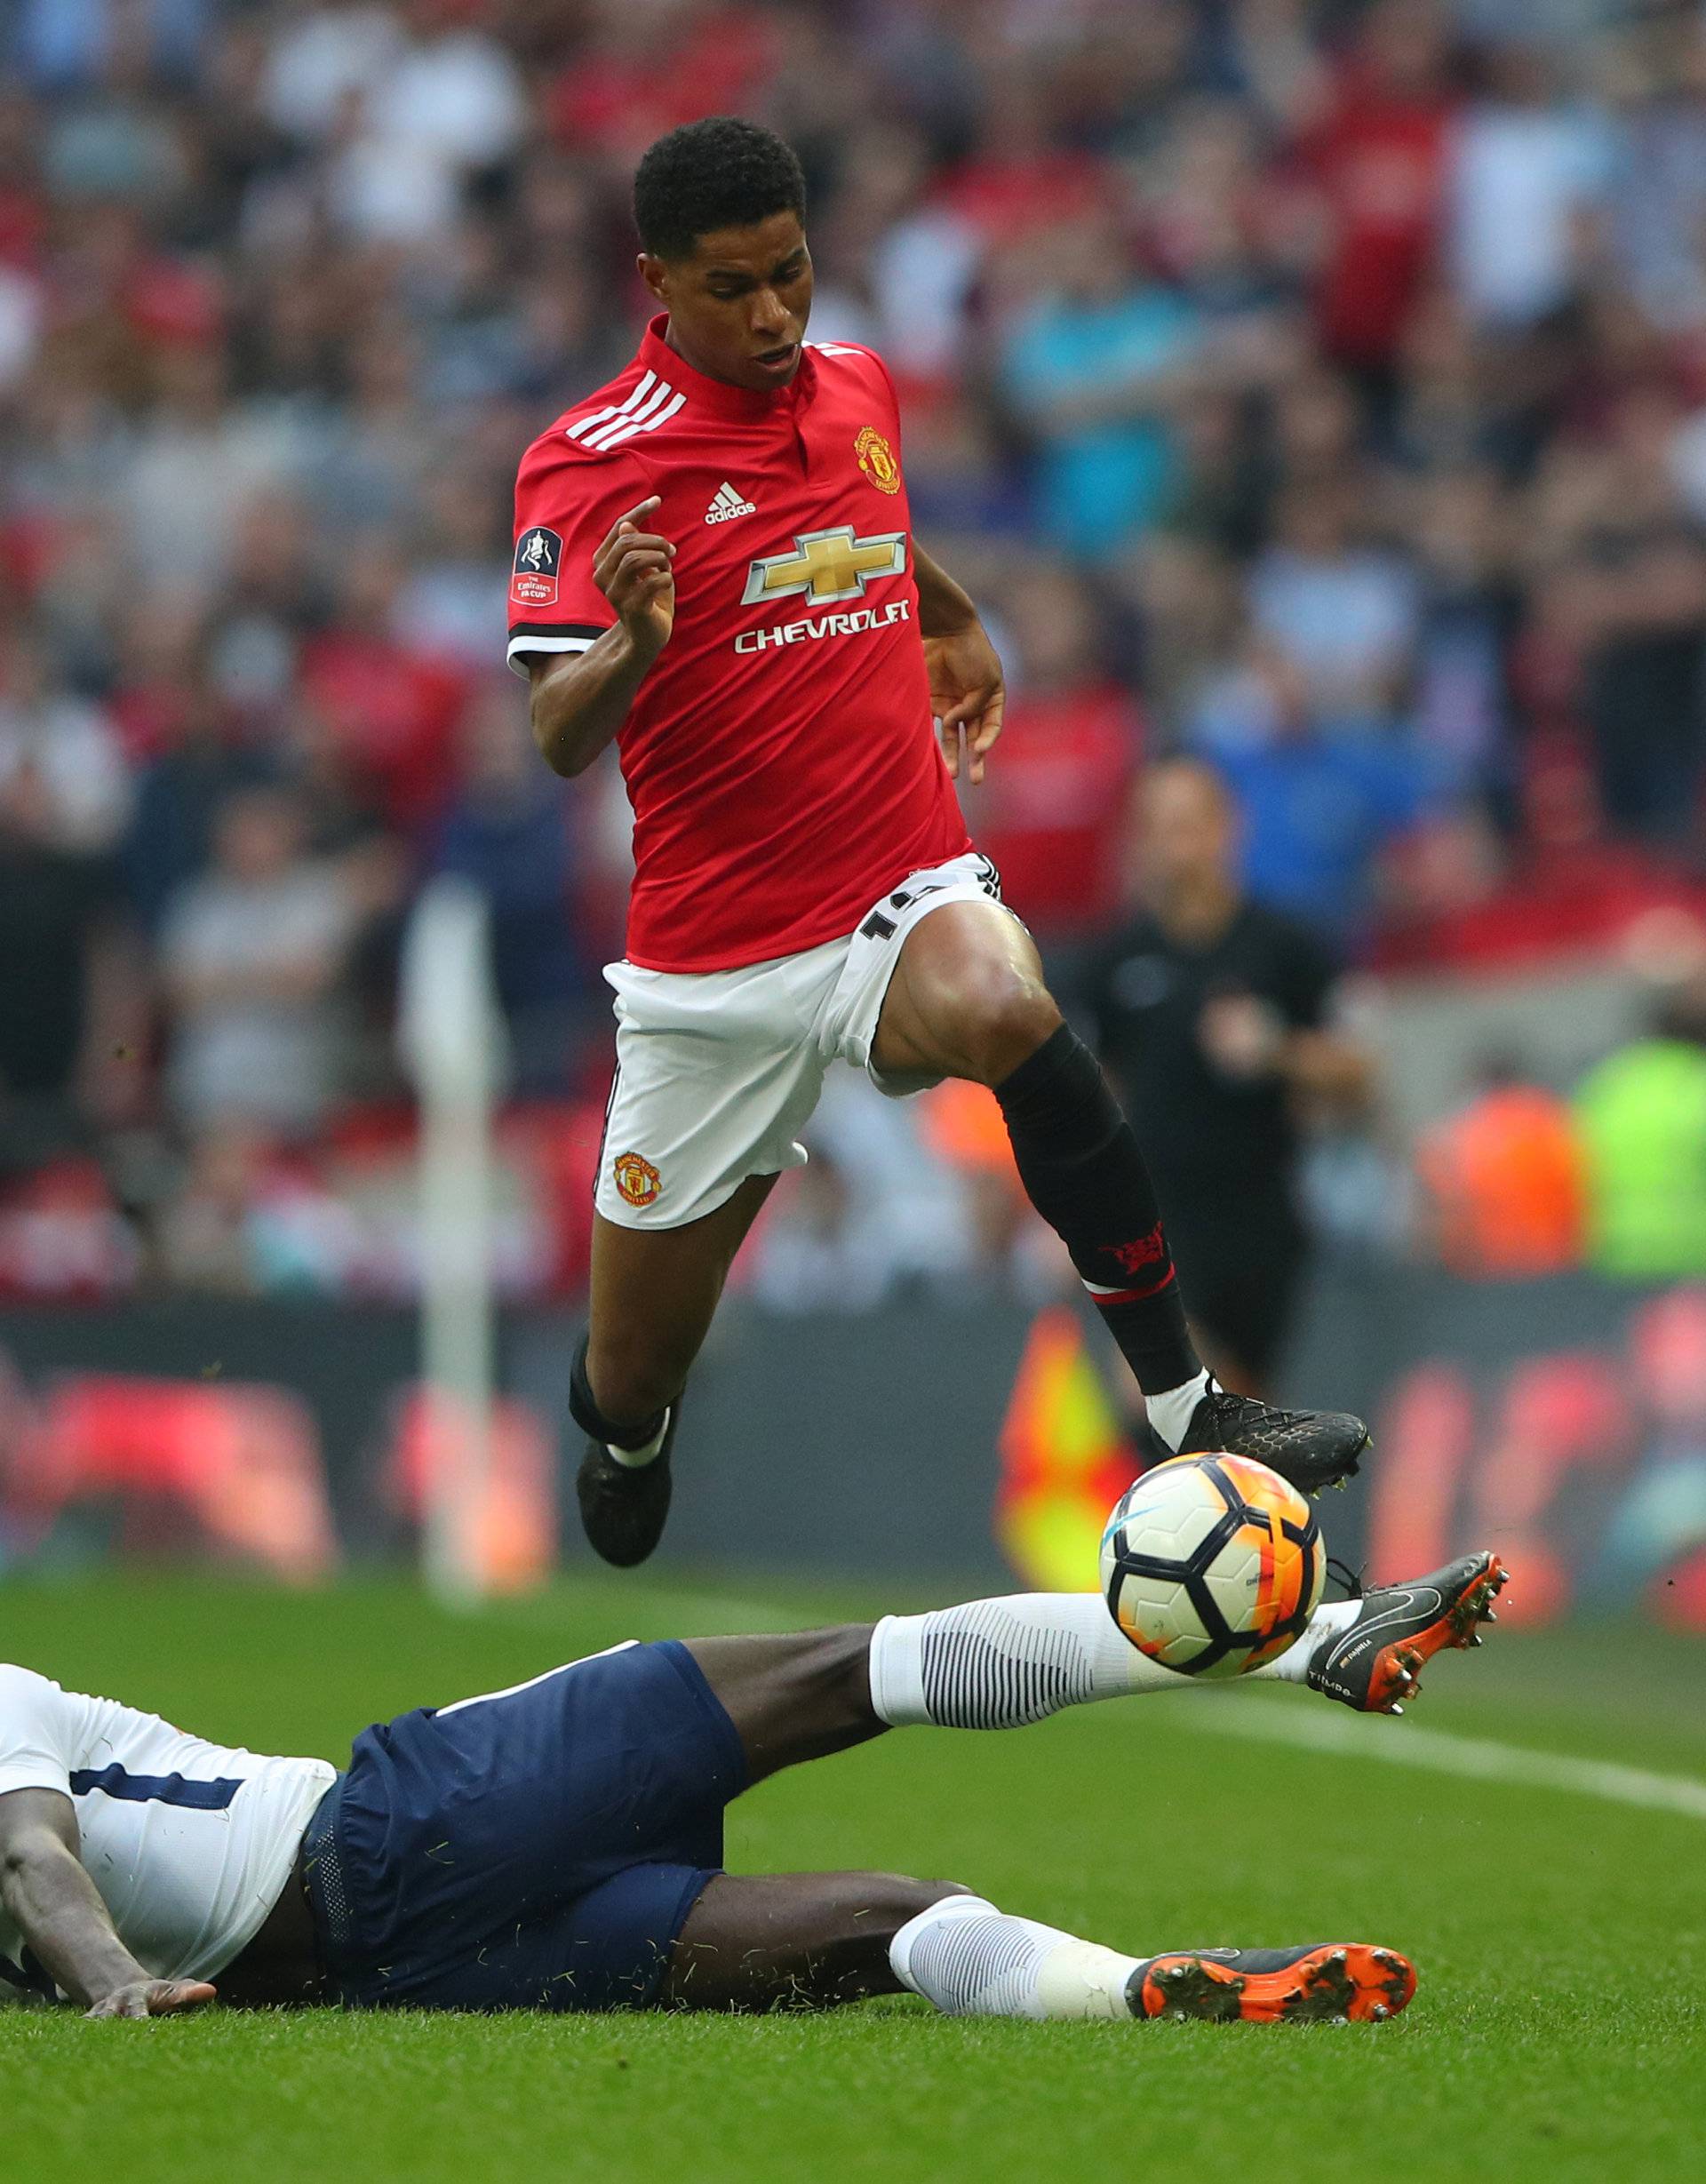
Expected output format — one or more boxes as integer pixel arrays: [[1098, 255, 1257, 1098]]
[[633, 118, 807, 261]]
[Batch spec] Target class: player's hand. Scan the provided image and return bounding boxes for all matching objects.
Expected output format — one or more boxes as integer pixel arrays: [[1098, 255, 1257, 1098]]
[[924, 621, 1005, 785], [85, 1979, 217, 2021], [594, 496, 676, 660]]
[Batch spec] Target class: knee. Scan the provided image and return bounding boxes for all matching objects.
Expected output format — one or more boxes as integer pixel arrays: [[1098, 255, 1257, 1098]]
[[796, 1622, 883, 1717], [929, 961, 1062, 1087], [869, 1876, 977, 1930]]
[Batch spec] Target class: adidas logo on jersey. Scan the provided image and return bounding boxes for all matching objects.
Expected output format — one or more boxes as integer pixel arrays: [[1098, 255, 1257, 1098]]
[[706, 481, 757, 525]]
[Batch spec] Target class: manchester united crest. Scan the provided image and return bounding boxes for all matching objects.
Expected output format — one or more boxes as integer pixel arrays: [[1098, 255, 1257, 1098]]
[[855, 426, 901, 495], [612, 1151, 662, 1208]]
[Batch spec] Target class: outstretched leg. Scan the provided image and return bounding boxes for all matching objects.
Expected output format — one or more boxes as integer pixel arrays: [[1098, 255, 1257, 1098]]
[[684, 1605, 1186, 1789], [685, 1555, 1505, 1785], [872, 899, 1367, 1495], [662, 1877, 1415, 2025], [683, 1592, 1327, 1785], [662, 1873, 1160, 2019]]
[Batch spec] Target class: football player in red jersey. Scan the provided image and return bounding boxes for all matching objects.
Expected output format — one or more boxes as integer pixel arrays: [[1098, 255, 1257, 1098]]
[[509, 119, 1371, 1567]]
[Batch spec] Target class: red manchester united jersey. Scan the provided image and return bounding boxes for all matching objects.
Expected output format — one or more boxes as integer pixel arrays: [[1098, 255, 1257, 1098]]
[[508, 316, 970, 972]]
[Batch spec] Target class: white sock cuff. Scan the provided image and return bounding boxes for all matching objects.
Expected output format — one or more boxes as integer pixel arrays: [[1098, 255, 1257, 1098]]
[[869, 1613, 927, 1726], [889, 1893, 998, 1995], [1144, 1367, 1212, 1454], [608, 1407, 671, 1469]]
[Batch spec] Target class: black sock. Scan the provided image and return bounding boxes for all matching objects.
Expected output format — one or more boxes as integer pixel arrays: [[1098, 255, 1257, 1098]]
[[994, 1024, 1200, 1397], [570, 1337, 666, 1451]]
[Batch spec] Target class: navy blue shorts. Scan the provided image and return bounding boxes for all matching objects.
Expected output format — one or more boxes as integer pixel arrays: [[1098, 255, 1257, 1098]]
[[301, 1638, 748, 2012]]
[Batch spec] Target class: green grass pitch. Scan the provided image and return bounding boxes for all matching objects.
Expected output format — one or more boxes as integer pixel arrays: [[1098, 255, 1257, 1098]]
[[2, 1569, 1702, 2184]]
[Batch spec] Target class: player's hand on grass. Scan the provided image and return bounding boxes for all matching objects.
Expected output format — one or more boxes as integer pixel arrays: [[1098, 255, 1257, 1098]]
[[595, 496, 676, 660], [85, 1978, 217, 2021], [924, 622, 1005, 785]]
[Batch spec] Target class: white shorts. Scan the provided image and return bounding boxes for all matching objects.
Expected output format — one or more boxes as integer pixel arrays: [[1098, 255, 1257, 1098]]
[[595, 850, 1008, 1229]]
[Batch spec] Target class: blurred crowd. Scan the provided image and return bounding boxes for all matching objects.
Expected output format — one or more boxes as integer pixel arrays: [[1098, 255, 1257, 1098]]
[[8, 0, 1706, 1302]]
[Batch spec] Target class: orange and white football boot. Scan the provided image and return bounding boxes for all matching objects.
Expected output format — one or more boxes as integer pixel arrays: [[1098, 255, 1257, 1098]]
[[1129, 1943, 1417, 2024], [1307, 1550, 1509, 1715]]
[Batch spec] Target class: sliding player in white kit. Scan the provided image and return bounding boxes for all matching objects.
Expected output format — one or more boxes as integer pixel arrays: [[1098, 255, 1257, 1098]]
[[0, 1548, 1503, 2023]]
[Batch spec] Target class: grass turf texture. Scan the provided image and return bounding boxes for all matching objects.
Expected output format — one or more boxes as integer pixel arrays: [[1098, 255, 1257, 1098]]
[[2, 1572, 1702, 2184]]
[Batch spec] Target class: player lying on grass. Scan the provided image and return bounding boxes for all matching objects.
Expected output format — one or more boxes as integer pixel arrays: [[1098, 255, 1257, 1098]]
[[0, 1552, 1504, 2027], [509, 114, 1372, 1569]]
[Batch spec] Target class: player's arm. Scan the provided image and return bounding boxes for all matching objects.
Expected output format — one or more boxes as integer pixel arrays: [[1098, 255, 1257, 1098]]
[[0, 1787, 215, 2018], [913, 540, 1005, 786], [528, 496, 676, 779]]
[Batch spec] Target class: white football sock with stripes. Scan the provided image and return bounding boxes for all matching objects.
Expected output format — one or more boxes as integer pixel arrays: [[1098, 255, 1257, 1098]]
[[867, 1591, 1365, 1726], [890, 1894, 1142, 2021], [868, 1593, 1188, 1728]]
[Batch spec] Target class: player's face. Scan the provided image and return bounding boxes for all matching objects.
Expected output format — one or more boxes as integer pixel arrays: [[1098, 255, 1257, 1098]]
[[642, 211, 813, 392]]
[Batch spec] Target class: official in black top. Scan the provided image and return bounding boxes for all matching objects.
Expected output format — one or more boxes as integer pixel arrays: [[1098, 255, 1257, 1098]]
[[1084, 760, 1375, 1398]]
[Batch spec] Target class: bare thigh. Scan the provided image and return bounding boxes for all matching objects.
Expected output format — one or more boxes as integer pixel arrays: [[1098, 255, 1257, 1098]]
[[870, 897, 1058, 1086], [662, 1871, 969, 2012], [586, 1172, 777, 1423]]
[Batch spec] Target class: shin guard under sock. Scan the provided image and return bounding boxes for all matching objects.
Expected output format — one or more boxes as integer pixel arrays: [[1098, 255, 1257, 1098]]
[[994, 1024, 1200, 1395]]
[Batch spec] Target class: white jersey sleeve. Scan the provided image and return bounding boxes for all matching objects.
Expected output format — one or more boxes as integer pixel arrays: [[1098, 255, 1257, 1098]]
[[0, 1666, 75, 1799]]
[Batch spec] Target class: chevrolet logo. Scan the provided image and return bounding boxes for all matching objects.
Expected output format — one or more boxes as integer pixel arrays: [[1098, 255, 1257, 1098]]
[[742, 525, 907, 608]]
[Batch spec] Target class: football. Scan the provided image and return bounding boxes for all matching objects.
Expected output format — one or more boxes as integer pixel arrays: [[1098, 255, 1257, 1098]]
[[1100, 1454, 1325, 1678]]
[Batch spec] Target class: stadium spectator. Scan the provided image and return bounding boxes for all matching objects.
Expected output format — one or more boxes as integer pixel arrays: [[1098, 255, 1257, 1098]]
[[159, 784, 355, 1135], [1575, 977, 1706, 1280], [1415, 1054, 1588, 1276], [0, 626, 130, 848], [1000, 211, 1202, 552], [1577, 508, 1706, 848], [1614, 19, 1706, 332], [431, 678, 593, 1094], [395, 466, 513, 669], [1446, 42, 1611, 331], [1296, 0, 1455, 381], [1407, 463, 1519, 803], [1247, 478, 1421, 716], [119, 619, 276, 933], [740, 1072, 985, 1314], [1084, 758, 1375, 1398], [0, 757, 138, 1173], [294, 550, 466, 835], [159, 1121, 363, 1295], [1186, 641, 1449, 948], [967, 569, 1142, 939]]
